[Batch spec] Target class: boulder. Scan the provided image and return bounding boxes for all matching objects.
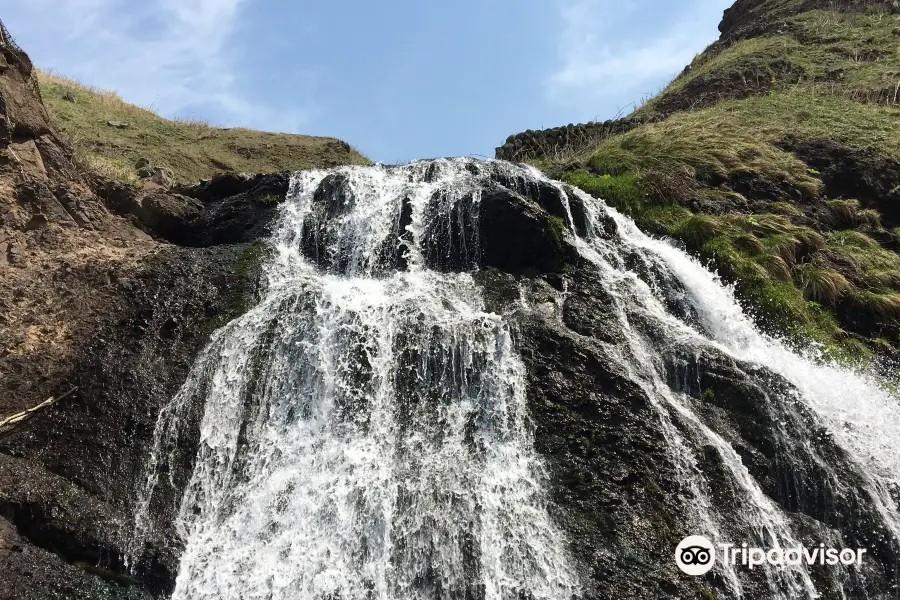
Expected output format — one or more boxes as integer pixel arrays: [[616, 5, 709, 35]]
[[148, 168, 174, 189], [478, 187, 573, 274]]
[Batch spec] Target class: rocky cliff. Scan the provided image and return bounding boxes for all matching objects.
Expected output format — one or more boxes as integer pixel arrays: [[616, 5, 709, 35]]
[[0, 29, 350, 599]]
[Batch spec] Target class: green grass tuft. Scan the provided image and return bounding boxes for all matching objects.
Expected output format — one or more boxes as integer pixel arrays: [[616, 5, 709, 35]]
[[795, 264, 852, 305]]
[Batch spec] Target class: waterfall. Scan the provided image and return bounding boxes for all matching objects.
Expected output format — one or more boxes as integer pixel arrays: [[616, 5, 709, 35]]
[[134, 160, 580, 600], [134, 158, 900, 600]]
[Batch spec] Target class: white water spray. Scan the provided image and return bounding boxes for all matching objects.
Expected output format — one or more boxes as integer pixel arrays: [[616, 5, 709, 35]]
[[135, 160, 580, 600]]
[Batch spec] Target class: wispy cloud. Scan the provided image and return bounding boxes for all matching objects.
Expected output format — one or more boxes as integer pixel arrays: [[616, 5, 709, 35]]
[[545, 0, 730, 115], [4, 0, 312, 131]]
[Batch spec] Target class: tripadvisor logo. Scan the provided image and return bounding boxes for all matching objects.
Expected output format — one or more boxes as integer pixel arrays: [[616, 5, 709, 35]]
[[675, 536, 716, 575], [675, 535, 867, 576]]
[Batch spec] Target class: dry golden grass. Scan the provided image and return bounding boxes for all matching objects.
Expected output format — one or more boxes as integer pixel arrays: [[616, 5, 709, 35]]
[[36, 69, 369, 183]]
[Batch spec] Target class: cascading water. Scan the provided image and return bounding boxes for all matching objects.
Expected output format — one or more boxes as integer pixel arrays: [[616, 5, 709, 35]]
[[134, 158, 900, 600], [133, 160, 580, 600]]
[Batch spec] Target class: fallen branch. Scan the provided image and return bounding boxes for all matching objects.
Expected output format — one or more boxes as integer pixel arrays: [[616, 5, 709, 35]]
[[0, 387, 78, 429]]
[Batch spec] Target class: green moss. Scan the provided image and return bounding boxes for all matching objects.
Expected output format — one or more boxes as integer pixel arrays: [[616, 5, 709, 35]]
[[560, 170, 647, 213], [257, 193, 285, 206], [234, 242, 265, 280], [547, 215, 567, 251], [545, 215, 570, 273], [704, 238, 771, 285], [641, 205, 693, 234], [743, 281, 813, 329], [200, 243, 266, 336], [700, 587, 718, 600]]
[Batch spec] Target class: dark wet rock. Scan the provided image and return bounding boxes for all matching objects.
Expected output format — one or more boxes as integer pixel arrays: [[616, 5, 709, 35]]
[[376, 196, 413, 272], [94, 172, 291, 246], [176, 172, 290, 246], [420, 189, 481, 272], [0, 243, 264, 597], [663, 345, 900, 597], [310, 172, 354, 219], [512, 298, 700, 599], [132, 191, 203, 241], [561, 260, 624, 344], [472, 268, 521, 314], [300, 180, 578, 276], [494, 259, 900, 598], [564, 185, 608, 238], [782, 138, 900, 227], [299, 172, 370, 272], [490, 172, 568, 219], [180, 191, 279, 246], [0, 454, 153, 599], [174, 171, 289, 205], [478, 187, 574, 274]]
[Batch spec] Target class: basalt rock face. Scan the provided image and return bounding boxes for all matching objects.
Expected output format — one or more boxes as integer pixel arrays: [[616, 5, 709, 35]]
[[1, 232, 266, 599], [4, 147, 900, 599], [0, 36, 274, 599], [481, 255, 900, 600]]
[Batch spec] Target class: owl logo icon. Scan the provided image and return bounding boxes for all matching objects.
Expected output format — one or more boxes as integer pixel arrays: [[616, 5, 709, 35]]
[[675, 535, 716, 575]]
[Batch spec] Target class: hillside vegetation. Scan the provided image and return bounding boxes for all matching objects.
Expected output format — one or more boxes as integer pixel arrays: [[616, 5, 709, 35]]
[[525, 0, 900, 363], [37, 71, 368, 184]]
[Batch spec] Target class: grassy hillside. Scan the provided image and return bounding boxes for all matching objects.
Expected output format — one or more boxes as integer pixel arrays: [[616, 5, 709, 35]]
[[638, 7, 900, 115], [532, 1, 900, 362], [37, 71, 369, 184]]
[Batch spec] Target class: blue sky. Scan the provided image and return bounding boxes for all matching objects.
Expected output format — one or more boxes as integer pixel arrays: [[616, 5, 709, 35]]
[[4, 0, 733, 163]]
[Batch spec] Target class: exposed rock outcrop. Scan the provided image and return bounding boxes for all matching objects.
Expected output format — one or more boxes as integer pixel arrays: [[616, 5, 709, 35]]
[[719, 0, 900, 44], [0, 32, 278, 599], [495, 116, 661, 163]]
